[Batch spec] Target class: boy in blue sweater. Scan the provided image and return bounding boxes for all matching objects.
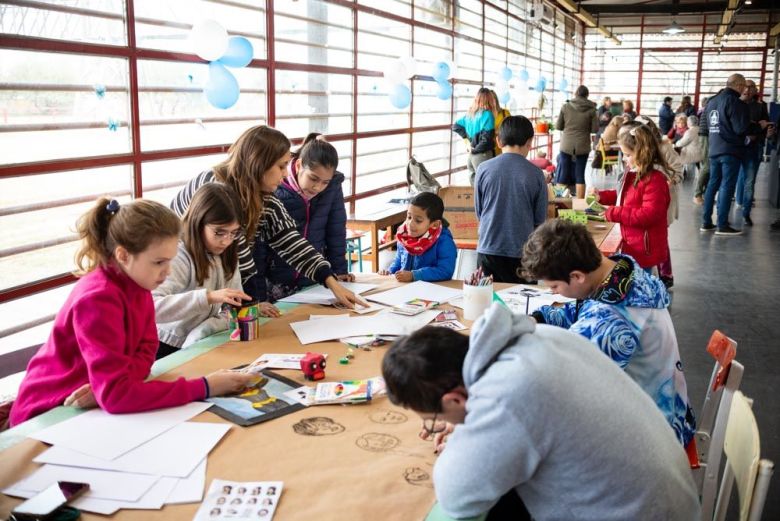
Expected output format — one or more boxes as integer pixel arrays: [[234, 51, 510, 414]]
[[475, 115, 547, 283], [521, 219, 695, 446], [380, 192, 456, 282]]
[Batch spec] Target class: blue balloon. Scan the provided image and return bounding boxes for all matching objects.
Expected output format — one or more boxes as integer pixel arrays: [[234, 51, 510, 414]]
[[432, 62, 450, 83], [218, 36, 254, 68], [436, 80, 452, 100], [519, 69, 529, 82], [204, 62, 240, 109], [389, 84, 411, 109], [499, 91, 511, 105], [500, 67, 513, 82], [559, 78, 569, 91], [535, 78, 547, 92]]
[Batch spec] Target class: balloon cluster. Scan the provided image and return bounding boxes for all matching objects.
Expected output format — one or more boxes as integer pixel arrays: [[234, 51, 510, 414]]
[[383, 57, 415, 109], [493, 66, 513, 106], [431, 61, 453, 101], [190, 20, 254, 110]]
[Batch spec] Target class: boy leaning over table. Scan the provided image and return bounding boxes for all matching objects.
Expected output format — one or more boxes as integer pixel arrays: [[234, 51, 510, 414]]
[[521, 219, 696, 448], [381, 305, 699, 521]]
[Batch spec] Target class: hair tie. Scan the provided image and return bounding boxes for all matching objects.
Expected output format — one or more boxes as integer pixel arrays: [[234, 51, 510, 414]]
[[629, 127, 637, 136], [106, 199, 120, 215]]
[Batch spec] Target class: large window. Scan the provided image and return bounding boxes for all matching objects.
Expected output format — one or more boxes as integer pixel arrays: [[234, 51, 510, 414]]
[[0, 0, 583, 365]]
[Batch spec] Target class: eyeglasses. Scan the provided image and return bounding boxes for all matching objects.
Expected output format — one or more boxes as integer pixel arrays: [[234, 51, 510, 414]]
[[208, 226, 244, 241], [422, 412, 448, 436]]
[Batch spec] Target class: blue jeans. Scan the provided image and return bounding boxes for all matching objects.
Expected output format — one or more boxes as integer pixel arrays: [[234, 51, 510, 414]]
[[735, 146, 761, 217], [555, 151, 588, 185], [702, 155, 741, 228]]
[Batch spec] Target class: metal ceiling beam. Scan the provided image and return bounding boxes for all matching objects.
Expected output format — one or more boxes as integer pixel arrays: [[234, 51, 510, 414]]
[[555, 0, 622, 45], [713, 0, 740, 45], [584, 2, 728, 15], [770, 20, 780, 37]]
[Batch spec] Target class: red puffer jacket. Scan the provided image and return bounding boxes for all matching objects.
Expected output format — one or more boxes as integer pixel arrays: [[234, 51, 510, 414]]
[[605, 169, 670, 269]]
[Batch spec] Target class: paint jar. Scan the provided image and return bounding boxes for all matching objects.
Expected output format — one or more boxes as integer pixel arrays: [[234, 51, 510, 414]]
[[463, 282, 493, 321], [227, 300, 260, 341]]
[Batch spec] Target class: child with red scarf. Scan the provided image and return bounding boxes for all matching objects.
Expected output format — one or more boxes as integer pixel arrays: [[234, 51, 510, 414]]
[[379, 192, 457, 282]]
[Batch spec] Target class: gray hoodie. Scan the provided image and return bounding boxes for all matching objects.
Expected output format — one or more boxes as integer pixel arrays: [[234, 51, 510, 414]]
[[153, 242, 242, 348], [433, 303, 700, 520], [556, 96, 598, 155]]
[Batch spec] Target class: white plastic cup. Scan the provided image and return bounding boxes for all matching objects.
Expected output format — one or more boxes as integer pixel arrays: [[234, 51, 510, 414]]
[[463, 282, 493, 321]]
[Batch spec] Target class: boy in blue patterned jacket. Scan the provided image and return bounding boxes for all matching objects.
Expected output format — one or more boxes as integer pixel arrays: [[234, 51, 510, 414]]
[[521, 219, 696, 446]]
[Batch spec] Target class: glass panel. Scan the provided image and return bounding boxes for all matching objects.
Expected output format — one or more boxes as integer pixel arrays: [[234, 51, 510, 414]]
[[134, 0, 267, 58], [329, 139, 354, 198], [142, 154, 227, 205], [454, 0, 483, 40], [274, 0, 353, 68], [412, 129, 451, 176], [355, 134, 408, 194], [0, 0, 126, 45], [414, 27, 452, 78], [357, 77, 409, 132], [357, 13, 411, 74], [412, 80, 452, 127], [484, 5, 507, 48], [137, 60, 267, 151], [358, 0, 411, 19], [0, 165, 134, 291], [0, 284, 74, 357], [454, 37, 482, 82], [0, 50, 131, 164], [275, 70, 353, 138], [414, 0, 453, 29]]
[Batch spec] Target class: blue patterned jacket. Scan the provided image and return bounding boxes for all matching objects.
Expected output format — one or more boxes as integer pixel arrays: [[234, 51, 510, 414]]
[[536, 254, 696, 446]]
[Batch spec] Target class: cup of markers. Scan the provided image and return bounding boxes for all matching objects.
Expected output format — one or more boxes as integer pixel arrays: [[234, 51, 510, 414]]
[[463, 267, 493, 321], [226, 300, 261, 341]]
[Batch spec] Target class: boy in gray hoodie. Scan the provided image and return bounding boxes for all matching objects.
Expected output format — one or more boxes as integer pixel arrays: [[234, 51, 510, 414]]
[[382, 304, 700, 521]]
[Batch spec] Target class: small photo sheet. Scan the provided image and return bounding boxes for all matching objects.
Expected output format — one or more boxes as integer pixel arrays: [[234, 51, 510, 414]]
[[193, 479, 283, 521]]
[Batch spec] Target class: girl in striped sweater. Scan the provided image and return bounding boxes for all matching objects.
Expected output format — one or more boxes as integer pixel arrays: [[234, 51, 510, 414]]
[[171, 125, 366, 309]]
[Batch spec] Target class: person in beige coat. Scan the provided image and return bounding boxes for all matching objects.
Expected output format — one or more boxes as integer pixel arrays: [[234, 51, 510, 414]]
[[676, 115, 702, 171], [555, 85, 598, 198]]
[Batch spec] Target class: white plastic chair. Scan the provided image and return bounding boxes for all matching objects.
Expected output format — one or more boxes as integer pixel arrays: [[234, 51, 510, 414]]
[[712, 391, 774, 521], [695, 331, 744, 521]]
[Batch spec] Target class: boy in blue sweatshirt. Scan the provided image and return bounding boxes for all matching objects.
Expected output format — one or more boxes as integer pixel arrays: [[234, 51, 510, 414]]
[[381, 306, 700, 521], [380, 192, 456, 282], [522, 219, 695, 446]]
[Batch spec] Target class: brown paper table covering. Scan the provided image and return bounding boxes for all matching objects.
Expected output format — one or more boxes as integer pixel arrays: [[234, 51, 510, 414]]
[[0, 277, 510, 521]]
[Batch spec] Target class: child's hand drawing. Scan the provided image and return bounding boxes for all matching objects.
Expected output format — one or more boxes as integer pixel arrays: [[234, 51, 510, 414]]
[[394, 271, 414, 283]]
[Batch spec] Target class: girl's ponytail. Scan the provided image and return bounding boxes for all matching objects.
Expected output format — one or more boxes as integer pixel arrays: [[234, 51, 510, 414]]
[[74, 197, 181, 275]]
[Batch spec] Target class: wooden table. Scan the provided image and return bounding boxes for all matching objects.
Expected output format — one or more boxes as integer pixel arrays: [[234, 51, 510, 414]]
[[346, 206, 407, 273], [0, 276, 482, 521], [453, 221, 623, 257]]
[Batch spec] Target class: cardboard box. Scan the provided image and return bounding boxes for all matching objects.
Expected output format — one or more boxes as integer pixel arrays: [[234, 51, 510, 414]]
[[439, 186, 479, 239]]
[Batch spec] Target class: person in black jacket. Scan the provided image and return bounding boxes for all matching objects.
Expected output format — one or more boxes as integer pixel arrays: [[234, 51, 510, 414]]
[[658, 96, 676, 135], [452, 88, 496, 186], [734, 80, 770, 226], [700, 74, 753, 235]]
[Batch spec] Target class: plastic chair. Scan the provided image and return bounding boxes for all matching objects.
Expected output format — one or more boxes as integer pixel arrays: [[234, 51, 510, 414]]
[[712, 391, 774, 521], [696, 331, 745, 521], [345, 229, 365, 273], [597, 139, 621, 172]]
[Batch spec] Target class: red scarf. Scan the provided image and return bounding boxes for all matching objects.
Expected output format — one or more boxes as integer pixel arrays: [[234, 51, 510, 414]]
[[396, 222, 442, 255]]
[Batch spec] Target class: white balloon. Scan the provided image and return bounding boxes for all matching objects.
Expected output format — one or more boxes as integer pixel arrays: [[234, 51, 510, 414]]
[[494, 79, 509, 94], [399, 56, 417, 78], [383, 59, 408, 84], [191, 19, 229, 61]]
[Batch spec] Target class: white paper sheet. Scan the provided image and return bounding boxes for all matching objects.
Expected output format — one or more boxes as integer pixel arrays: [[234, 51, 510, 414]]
[[34, 422, 230, 478], [29, 401, 212, 461], [6, 464, 160, 502], [76, 476, 178, 512], [497, 284, 575, 315], [166, 460, 207, 505], [365, 281, 461, 307], [244, 353, 327, 371], [0, 487, 120, 516], [277, 282, 378, 305], [309, 314, 350, 320], [289, 310, 439, 344]]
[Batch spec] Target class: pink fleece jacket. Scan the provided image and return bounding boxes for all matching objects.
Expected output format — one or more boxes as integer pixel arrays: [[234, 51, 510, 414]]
[[10, 264, 206, 426]]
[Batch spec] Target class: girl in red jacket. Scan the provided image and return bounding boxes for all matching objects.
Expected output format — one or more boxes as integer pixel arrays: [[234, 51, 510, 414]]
[[10, 198, 255, 426], [603, 124, 671, 272]]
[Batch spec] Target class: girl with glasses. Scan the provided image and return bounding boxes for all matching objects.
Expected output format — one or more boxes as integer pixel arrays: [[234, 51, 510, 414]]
[[154, 183, 275, 357]]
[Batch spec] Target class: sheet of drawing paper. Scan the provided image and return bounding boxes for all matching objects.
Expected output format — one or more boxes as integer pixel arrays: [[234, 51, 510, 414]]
[[365, 281, 461, 307], [29, 402, 212, 460], [166, 459, 207, 504], [34, 422, 230, 478], [6, 464, 160, 502]]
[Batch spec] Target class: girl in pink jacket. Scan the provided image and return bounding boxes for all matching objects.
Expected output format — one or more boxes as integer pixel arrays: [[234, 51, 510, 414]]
[[10, 198, 254, 426]]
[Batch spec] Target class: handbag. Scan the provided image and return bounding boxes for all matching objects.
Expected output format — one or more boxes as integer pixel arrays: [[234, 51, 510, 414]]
[[406, 156, 441, 195]]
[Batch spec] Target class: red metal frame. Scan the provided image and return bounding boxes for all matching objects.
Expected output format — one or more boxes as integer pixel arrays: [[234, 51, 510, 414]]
[[0, 0, 585, 306]]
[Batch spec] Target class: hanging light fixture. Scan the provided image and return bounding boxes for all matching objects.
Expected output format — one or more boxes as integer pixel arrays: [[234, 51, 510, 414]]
[[663, 20, 686, 35], [662, 0, 686, 35]]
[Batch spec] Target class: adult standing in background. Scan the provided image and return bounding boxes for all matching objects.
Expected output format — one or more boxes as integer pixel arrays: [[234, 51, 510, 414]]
[[555, 85, 598, 199], [734, 79, 769, 226], [700, 74, 751, 236], [659, 96, 675, 135], [596, 97, 613, 140], [622, 99, 637, 121], [452, 87, 496, 186], [677, 115, 703, 177], [693, 100, 711, 205], [676, 96, 696, 117]]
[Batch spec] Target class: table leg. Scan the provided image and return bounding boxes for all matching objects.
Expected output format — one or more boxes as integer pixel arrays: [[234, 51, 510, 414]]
[[371, 223, 380, 272]]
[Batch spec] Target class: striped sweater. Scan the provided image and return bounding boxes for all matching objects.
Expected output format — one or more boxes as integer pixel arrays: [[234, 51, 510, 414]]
[[171, 171, 333, 299]]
